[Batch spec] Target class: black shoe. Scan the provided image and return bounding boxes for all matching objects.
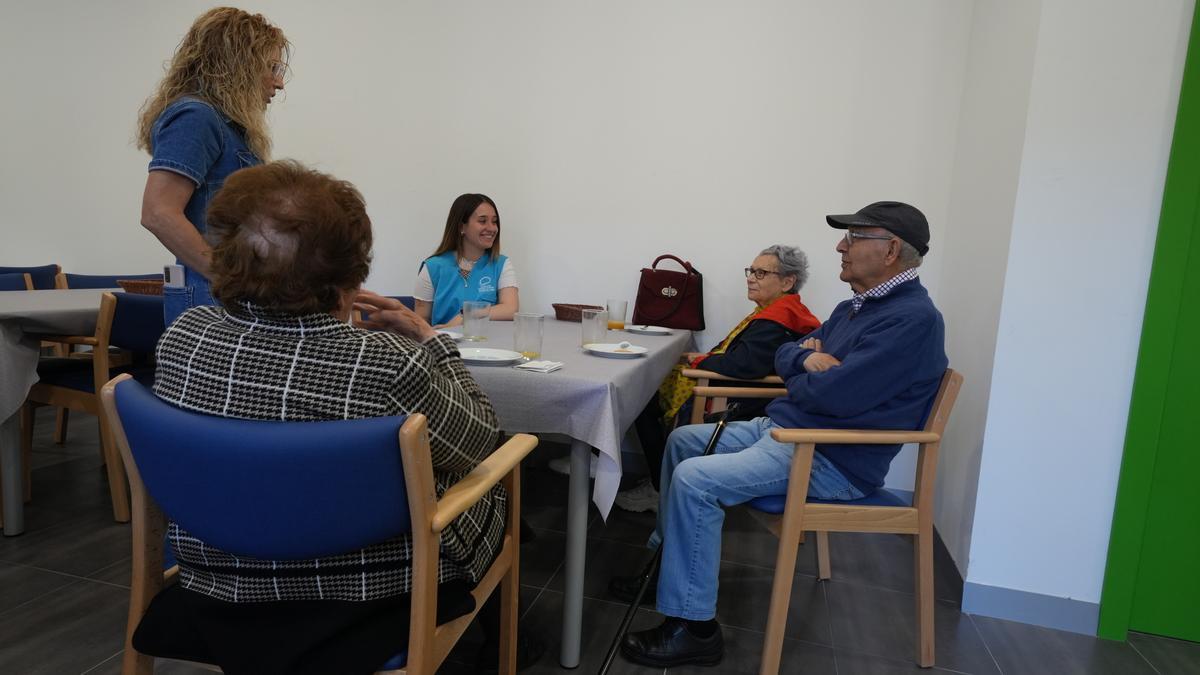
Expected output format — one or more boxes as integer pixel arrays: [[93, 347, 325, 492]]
[[476, 631, 547, 674], [620, 617, 724, 668], [608, 571, 658, 606]]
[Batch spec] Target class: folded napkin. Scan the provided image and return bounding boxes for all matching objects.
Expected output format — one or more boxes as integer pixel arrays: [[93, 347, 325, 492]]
[[514, 360, 564, 373]]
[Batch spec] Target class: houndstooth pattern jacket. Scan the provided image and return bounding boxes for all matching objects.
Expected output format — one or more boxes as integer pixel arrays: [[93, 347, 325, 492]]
[[153, 301, 504, 603]]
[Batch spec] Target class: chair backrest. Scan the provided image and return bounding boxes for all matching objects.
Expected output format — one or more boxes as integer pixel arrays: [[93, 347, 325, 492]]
[[109, 377, 414, 560], [63, 272, 161, 289], [0, 264, 59, 289], [107, 292, 166, 353], [0, 272, 31, 291], [393, 295, 416, 310], [911, 369, 964, 504]]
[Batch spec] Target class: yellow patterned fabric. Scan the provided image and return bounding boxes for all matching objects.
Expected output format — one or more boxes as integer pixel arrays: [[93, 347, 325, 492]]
[[658, 309, 758, 422]]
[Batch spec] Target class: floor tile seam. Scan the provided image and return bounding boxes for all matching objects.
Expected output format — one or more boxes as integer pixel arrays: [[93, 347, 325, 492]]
[[1132, 631, 1200, 646], [0, 576, 87, 621], [716, 621, 835, 651], [10, 559, 132, 590], [1126, 636, 1165, 675], [78, 649, 123, 675], [828, 643, 980, 674], [966, 612, 1006, 675], [716, 555, 821, 580], [824, 576, 964, 608]]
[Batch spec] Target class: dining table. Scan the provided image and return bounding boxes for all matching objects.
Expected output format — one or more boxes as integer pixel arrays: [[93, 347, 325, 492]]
[[462, 317, 693, 668], [0, 288, 116, 535]]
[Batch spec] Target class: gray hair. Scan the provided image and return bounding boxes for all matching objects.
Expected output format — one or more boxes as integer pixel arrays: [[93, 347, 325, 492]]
[[760, 244, 809, 293], [897, 240, 923, 270]]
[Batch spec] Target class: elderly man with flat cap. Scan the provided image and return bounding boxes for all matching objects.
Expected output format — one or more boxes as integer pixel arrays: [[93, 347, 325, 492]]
[[610, 201, 949, 668]]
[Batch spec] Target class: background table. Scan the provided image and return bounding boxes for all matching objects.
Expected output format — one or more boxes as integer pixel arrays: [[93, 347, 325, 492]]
[[0, 289, 115, 535], [464, 318, 692, 667]]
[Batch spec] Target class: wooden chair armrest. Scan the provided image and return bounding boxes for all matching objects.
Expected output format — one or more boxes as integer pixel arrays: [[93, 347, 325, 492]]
[[693, 385, 787, 398], [32, 334, 98, 346], [682, 369, 784, 385], [432, 433, 538, 532], [770, 429, 941, 445]]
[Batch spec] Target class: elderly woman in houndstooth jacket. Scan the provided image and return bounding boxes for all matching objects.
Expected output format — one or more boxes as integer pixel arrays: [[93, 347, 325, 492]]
[[139, 160, 537, 674]]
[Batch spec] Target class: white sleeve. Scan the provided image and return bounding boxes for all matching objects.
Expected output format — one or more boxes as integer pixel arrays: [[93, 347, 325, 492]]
[[413, 266, 435, 302], [499, 258, 518, 289]]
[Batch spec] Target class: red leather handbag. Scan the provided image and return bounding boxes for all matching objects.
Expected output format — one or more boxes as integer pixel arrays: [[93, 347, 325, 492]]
[[631, 254, 705, 330]]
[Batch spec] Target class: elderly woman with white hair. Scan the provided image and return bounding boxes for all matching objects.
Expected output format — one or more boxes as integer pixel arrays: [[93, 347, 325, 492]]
[[614, 245, 822, 513]]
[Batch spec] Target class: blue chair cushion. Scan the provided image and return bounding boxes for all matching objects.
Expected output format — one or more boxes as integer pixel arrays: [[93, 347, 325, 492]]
[[110, 294, 166, 353], [0, 264, 57, 289], [64, 273, 161, 289], [748, 488, 911, 515], [113, 379, 413, 560], [0, 272, 29, 291], [379, 650, 407, 670]]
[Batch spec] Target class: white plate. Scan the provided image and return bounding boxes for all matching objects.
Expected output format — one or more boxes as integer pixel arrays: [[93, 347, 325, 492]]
[[437, 329, 464, 341], [584, 342, 648, 359], [460, 347, 524, 365], [625, 325, 672, 336]]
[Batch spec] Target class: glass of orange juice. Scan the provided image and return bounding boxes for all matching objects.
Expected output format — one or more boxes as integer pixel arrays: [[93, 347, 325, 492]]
[[606, 299, 627, 330]]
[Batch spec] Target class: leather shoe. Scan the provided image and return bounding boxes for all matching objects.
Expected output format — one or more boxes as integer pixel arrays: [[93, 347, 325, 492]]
[[621, 617, 724, 667], [608, 571, 657, 606]]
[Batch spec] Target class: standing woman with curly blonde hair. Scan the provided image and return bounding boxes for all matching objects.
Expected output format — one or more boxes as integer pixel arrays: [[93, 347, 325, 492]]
[[136, 7, 290, 325]]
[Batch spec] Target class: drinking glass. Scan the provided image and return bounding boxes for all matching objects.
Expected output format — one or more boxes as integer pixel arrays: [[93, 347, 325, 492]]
[[462, 301, 491, 341], [606, 299, 628, 330], [514, 312, 544, 359], [581, 308, 609, 347]]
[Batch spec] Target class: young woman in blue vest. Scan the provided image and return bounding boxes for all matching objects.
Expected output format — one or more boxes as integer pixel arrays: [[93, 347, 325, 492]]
[[414, 194, 520, 328]]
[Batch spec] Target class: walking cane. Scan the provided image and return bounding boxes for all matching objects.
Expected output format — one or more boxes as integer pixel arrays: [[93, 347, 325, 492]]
[[597, 406, 738, 675]]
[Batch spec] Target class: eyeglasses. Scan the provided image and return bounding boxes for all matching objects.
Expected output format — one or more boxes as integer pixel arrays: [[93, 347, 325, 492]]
[[843, 230, 895, 247], [270, 61, 290, 80], [744, 267, 784, 281]]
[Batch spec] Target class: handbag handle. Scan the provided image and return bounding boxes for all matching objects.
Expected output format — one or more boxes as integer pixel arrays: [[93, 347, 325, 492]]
[[638, 255, 695, 322], [651, 254, 696, 274]]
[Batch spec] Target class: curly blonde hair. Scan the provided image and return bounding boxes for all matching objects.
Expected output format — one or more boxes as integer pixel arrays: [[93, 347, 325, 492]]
[[136, 7, 289, 160]]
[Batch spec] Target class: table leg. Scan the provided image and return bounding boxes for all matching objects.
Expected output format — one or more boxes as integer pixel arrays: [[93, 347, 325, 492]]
[[1, 410, 25, 535], [560, 438, 591, 667]]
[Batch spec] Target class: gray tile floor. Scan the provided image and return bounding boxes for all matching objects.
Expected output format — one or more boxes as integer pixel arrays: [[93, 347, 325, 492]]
[[2, 408, 1198, 674]]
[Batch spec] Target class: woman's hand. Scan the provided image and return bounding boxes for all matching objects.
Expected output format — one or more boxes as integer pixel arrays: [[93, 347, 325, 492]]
[[355, 290, 437, 342]]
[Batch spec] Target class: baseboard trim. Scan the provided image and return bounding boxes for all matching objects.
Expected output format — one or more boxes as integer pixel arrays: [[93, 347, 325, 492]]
[[963, 581, 1099, 635]]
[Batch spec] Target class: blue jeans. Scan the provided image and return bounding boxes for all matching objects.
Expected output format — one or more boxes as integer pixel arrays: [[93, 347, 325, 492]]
[[163, 271, 214, 327], [648, 416, 864, 620]]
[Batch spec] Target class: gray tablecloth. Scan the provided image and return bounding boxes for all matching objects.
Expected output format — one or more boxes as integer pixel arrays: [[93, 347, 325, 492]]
[[0, 289, 115, 420], [464, 319, 693, 519]]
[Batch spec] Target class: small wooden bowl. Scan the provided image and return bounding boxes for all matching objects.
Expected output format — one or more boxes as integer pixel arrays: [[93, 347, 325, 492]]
[[117, 279, 165, 296], [552, 303, 603, 322]]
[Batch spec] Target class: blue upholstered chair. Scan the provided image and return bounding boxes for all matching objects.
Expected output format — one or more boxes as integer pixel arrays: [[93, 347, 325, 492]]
[[100, 374, 536, 675], [58, 272, 162, 289], [0, 272, 33, 291], [0, 264, 59, 289], [689, 369, 962, 672], [22, 292, 166, 522]]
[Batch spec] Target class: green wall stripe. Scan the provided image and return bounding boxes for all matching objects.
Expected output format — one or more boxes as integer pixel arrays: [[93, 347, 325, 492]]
[[1098, 2, 1200, 641]]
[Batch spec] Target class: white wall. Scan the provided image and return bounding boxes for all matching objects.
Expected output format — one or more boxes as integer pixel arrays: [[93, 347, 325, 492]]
[[933, 0, 1042, 570], [2, 0, 971, 351], [966, 0, 1193, 606]]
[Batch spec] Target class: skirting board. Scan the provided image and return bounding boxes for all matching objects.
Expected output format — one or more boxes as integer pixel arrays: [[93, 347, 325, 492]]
[[963, 582, 1100, 636]]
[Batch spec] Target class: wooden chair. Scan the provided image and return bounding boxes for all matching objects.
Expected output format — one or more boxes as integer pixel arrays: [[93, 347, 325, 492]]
[[21, 292, 164, 522], [46, 272, 162, 445], [100, 374, 536, 675], [733, 369, 963, 673], [681, 367, 785, 424], [0, 272, 34, 290], [0, 264, 59, 289]]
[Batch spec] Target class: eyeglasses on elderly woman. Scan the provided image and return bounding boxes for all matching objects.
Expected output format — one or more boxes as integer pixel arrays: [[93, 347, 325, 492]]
[[744, 267, 786, 280]]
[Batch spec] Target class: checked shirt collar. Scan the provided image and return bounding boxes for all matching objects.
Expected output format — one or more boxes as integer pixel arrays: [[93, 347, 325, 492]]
[[222, 300, 358, 337], [850, 268, 919, 314]]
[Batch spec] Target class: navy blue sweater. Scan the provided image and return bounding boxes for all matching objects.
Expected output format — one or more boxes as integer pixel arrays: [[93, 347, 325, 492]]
[[767, 279, 947, 494]]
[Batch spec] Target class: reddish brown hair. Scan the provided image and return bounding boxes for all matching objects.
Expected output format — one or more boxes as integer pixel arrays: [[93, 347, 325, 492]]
[[207, 160, 373, 314]]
